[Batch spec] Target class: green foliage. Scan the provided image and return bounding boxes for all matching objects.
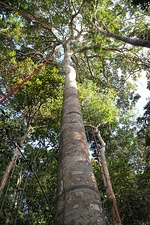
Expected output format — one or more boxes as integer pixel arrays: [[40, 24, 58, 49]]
[[78, 81, 118, 126]]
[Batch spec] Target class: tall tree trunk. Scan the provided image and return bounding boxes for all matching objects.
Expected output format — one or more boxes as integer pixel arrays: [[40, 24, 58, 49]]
[[55, 42, 106, 225]]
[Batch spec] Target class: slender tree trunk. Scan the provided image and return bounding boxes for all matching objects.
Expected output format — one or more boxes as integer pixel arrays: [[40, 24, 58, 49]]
[[100, 147, 119, 225], [13, 171, 24, 209], [55, 42, 106, 225], [0, 148, 19, 197], [96, 126, 122, 225], [0, 126, 30, 197]]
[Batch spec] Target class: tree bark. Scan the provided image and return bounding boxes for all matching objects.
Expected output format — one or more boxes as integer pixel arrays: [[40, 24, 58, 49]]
[[0, 148, 19, 197], [0, 126, 30, 197], [95, 24, 150, 48], [13, 171, 24, 209], [55, 42, 106, 225], [96, 126, 122, 225]]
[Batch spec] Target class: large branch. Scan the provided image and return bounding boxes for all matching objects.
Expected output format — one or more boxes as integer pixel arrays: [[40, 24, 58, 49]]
[[94, 22, 150, 48]]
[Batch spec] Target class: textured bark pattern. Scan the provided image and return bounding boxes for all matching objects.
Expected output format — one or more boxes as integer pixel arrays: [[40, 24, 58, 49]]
[[96, 127, 122, 225], [0, 148, 19, 197], [55, 44, 106, 225], [0, 127, 30, 197]]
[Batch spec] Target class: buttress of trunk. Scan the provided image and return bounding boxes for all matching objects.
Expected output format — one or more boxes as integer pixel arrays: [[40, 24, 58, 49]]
[[55, 43, 106, 225]]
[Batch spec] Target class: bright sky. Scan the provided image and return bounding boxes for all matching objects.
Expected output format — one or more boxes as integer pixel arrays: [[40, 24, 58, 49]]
[[135, 71, 150, 117]]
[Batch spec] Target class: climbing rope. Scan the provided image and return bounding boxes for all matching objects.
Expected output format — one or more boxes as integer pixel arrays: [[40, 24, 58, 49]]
[[0, 56, 52, 104], [0, 1, 52, 31], [0, 44, 52, 77], [0, 1, 64, 104]]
